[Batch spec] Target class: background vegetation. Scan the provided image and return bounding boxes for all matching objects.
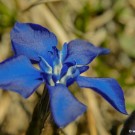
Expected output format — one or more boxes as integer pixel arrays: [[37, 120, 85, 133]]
[[0, 0, 135, 135]]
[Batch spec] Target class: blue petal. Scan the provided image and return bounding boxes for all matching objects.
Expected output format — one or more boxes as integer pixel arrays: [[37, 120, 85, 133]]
[[60, 64, 88, 79], [77, 66, 89, 74], [39, 56, 52, 74], [64, 39, 110, 65], [60, 63, 74, 79], [66, 69, 80, 87], [0, 56, 43, 98], [11, 22, 58, 62], [60, 42, 68, 62], [60, 64, 69, 78], [47, 84, 86, 127], [60, 66, 80, 87], [76, 76, 127, 114]]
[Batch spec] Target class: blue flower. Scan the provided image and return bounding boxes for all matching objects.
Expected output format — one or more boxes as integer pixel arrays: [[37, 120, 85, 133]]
[[0, 22, 127, 127]]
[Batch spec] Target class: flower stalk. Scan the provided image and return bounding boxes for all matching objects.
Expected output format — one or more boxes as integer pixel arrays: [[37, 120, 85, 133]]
[[26, 85, 51, 135]]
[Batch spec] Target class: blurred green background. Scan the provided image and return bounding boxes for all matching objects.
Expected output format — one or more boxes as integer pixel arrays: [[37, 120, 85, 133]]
[[0, 0, 135, 135]]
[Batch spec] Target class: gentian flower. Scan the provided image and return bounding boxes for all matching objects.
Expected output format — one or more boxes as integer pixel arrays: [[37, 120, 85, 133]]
[[0, 22, 127, 127]]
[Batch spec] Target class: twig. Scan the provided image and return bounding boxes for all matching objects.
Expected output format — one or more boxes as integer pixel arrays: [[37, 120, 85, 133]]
[[22, 0, 63, 13]]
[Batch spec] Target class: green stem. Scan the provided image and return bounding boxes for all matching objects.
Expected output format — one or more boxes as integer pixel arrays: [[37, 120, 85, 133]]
[[26, 85, 51, 135]]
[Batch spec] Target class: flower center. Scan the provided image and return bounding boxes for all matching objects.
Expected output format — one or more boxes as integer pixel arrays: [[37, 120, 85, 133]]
[[39, 54, 79, 86]]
